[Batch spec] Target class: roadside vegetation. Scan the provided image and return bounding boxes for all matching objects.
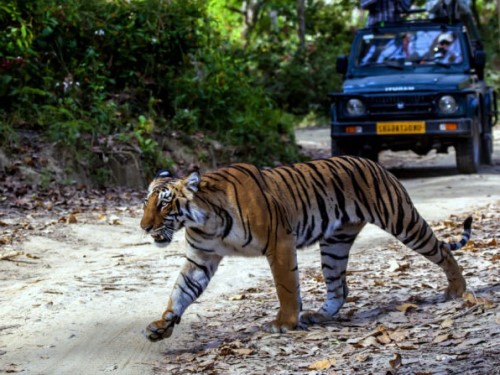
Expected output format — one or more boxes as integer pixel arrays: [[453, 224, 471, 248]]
[[0, 0, 499, 186]]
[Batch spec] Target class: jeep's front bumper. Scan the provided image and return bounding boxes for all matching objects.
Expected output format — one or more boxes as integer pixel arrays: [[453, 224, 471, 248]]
[[332, 118, 473, 139]]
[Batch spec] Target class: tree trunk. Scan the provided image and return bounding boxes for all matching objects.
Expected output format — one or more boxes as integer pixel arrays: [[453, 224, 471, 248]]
[[470, 0, 481, 31], [498, 0, 500, 49], [297, 0, 306, 53], [241, 0, 263, 47]]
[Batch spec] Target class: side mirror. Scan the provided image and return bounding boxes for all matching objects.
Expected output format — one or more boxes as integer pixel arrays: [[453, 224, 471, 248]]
[[473, 50, 486, 68], [473, 50, 486, 79], [336, 55, 348, 74]]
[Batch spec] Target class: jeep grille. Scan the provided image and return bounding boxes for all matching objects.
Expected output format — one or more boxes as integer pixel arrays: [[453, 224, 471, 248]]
[[366, 94, 434, 117]]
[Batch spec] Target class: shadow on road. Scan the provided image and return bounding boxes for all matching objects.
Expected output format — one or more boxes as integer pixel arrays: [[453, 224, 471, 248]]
[[386, 163, 500, 180], [386, 165, 458, 179]]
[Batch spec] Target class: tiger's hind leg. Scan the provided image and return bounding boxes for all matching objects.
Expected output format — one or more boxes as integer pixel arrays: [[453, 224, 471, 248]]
[[396, 216, 469, 299], [300, 223, 365, 326]]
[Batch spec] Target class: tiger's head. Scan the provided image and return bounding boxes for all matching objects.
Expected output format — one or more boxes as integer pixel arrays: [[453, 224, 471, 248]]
[[140, 169, 204, 247]]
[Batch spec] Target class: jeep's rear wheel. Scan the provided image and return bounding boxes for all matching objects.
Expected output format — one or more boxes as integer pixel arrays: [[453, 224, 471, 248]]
[[480, 132, 493, 165], [455, 122, 480, 174]]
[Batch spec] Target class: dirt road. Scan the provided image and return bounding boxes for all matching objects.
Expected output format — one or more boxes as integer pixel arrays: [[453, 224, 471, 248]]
[[1, 128, 499, 374]]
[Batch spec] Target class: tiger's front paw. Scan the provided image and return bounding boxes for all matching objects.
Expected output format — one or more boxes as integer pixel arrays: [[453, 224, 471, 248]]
[[143, 312, 180, 342], [263, 318, 300, 334]]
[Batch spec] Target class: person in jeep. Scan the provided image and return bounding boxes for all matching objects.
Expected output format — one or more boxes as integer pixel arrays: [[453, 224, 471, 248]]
[[433, 33, 461, 63], [362, 32, 412, 64], [361, 0, 411, 26]]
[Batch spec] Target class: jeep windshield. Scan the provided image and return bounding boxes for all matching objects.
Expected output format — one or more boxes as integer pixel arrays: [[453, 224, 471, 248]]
[[353, 29, 465, 72]]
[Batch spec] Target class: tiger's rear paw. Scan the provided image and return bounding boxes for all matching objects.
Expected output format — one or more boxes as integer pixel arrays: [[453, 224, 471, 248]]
[[143, 313, 180, 342], [299, 310, 328, 326], [445, 279, 466, 300], [300, 298, 344, 327]]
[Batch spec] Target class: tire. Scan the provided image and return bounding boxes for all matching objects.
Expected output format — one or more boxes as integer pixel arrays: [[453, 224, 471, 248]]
[[331, 138, 346, 157], [480, 132, 493, 165], [455, 121, 480, 174], [359, 148, 379, 163], [332, 139, 379, 162]]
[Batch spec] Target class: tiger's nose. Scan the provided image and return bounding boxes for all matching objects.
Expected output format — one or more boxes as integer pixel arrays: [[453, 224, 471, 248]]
[[141, 222, 153, 232]]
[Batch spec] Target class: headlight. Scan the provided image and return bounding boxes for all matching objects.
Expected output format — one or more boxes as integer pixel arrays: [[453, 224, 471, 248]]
[[438, 95, 458, 114], [346, 98, 366, 116]]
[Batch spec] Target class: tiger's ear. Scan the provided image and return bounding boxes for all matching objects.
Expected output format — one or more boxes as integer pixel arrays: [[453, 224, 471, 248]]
[[185, 170, 200, 193], [156, 169, 171, 178]]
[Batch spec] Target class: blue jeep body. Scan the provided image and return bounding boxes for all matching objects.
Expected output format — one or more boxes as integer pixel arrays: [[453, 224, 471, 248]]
[[330, 19, 497, 173]]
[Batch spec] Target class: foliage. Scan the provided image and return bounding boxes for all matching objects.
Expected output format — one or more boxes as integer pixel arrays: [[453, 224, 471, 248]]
[[0, 0, 302, 185], [1, 0, 498, 187], [207, 0, 354, 117]]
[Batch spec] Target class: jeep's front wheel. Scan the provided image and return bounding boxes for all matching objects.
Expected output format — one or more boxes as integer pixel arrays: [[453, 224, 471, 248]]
[[455, 122, 480, 174], [331, 138, 348, 157], [358, 148, 379, 163], [332, 139, 379, 163]]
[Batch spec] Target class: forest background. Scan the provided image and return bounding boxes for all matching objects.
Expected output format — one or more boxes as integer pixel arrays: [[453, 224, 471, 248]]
[[1, 0, 499, 186]]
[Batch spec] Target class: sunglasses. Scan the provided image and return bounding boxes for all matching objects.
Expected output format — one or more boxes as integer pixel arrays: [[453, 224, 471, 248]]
[[439, 40, 451, 46]]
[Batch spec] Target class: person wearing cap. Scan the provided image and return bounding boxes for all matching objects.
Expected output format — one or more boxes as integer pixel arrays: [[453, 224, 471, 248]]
[[434, 33, 460, 63]]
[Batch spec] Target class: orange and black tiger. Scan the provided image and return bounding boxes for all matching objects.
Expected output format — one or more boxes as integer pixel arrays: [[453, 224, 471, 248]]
[[140, 156, 471, 341]]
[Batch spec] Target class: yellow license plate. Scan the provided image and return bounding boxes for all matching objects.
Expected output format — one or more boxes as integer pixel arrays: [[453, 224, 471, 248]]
[[376, 121, 425, 135]]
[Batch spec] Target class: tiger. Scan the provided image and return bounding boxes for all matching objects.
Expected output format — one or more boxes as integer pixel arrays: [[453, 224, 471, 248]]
[[140, 156, 472, 342]]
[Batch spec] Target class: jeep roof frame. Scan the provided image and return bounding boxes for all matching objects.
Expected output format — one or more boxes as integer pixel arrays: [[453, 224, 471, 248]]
[[364, 0, 482, 50]]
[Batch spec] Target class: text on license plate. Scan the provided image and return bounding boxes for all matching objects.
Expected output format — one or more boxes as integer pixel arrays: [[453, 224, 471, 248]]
[[376, 121, 425, 135]]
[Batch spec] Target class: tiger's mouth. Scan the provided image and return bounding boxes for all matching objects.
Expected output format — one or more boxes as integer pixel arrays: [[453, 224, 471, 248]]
[[151, 234, 171, 247], [150, 228, 174, 247], [149, 226, 174, 247], [153, 235, 169, 243]]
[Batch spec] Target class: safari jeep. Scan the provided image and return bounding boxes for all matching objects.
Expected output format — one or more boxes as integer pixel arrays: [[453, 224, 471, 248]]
[[330, 16, 497, 173]]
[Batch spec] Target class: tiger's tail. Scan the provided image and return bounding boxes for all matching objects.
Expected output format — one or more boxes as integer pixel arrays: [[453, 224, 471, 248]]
[[445, 216, 473, 251]]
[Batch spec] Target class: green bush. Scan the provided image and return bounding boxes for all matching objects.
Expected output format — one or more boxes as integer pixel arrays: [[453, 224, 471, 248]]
[[1, 0, 300, 181], [211, 1, 352, 119], [2, 0, 497, 187]]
